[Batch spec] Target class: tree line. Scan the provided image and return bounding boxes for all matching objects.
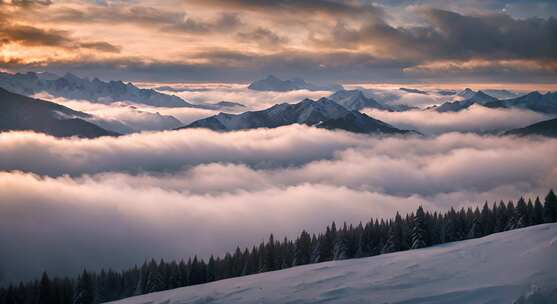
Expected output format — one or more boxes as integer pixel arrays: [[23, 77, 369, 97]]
[[1, 190, 556, 304]]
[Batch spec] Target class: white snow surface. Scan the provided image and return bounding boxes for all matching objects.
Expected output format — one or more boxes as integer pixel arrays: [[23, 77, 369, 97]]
[[108, 224, 557, 304]]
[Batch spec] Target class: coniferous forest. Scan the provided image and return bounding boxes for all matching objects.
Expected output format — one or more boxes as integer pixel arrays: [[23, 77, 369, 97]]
[[1, 190, 556, 304]]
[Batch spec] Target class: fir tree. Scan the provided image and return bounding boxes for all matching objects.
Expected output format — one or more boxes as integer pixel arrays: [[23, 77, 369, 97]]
[[533, 197, 544, 225], [411, 207, 427, 249], [294, 230, 312, 266], [38, 272, 52, 304], [144, 259, 165, 293], [73, 270, 94, 304], [544, 189, 557, 223], [333, 225, 349, 260]]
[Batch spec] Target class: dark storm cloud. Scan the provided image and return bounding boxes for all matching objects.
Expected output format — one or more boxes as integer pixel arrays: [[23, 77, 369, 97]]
[[425, 9, 557, 60], [326, 9, 557, 62]]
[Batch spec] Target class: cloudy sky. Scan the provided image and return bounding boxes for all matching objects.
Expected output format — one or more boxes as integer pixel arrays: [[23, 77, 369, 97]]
[[1, 0, 556, 82]]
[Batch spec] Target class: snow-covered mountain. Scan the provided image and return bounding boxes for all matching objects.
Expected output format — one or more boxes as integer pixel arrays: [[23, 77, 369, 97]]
[[435, 90, 499, 112], [504, 117, 557, 138], [485, 91, 557, 114], [0, 87, 117, 138], [327, 89, 416, 112], [327, 90, 390, 111], [0, 72, 197, 108], [180, 97, 411, 134], [108, 223, 557, 304], [248, 75, 343, 92]]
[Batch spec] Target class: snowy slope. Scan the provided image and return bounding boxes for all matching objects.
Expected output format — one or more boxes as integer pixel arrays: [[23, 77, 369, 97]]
[[108, 224, 557, 304]]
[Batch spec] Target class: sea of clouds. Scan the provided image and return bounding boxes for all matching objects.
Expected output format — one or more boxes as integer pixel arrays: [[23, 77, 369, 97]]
[[1, 127, 557, 283], [1, 84, 556, 284]]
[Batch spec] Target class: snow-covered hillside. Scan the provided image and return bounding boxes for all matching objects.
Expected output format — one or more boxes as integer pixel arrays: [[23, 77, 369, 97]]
[[108, 224, 557, 304]]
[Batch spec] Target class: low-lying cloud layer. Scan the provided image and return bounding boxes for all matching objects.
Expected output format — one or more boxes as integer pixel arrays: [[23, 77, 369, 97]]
[[1, 126, 556, 283], [364, 105, 552, 135]]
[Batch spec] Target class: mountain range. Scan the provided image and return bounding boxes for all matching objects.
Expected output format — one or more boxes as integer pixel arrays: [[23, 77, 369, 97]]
[[0, 72, 235, 109], [433, 88, 557, 114], [485, 91, 557, 114], [248, 75, 343, 92], [434, 90, 499, 112], [180, 97, 412, 135], [0, 87, 117, 138]]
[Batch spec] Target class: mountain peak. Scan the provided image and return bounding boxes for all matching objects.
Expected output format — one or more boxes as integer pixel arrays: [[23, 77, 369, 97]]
[[457, 88, 476, 99]]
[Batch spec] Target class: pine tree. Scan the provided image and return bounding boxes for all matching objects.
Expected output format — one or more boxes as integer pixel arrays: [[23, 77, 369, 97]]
[[38, 272, 52, 304], [382, 213, 404, 253], [515, 197, 528, 228], [533, 197, 544, 224], [411, 207, 427, 249], [294, 230, 312, 265], [333, 228, 349, 260], [144, 259, 164, 293], [479, 202, 494, 235], [506, 201, 518, 230], [495, 201, 508, 232], [544, 189, 557, 223], [73, 270, 94, 304], [467, 217, 482, 239], [206, 256, 216, 282]]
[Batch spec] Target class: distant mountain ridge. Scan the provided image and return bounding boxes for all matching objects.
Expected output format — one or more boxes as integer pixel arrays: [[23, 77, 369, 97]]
[[432, 88, 557, 114], [485, 91, 557, 114], [0, 72, 227, 109], [504, 117, 557, 138], [327, 90, 416, 112], [179, 97, 413, 135], [435, 89, 499, 112], [248, 75, 343, 92], [0, 87, 117, 138]]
